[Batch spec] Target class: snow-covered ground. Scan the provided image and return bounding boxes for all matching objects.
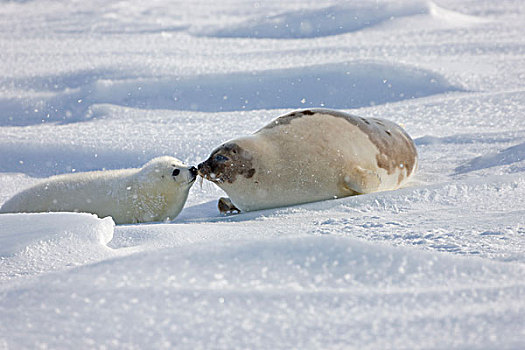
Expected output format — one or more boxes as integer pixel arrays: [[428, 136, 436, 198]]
[[1, 0, 524, 348]]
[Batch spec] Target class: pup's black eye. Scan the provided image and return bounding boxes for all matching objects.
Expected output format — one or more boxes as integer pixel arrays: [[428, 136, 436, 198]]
[[172, 169, 180, 177], [214, 154, 229, 162]]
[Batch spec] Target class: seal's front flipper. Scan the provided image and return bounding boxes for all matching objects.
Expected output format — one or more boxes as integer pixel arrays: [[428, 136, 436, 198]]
[[218, 197, 241, 215], [343, 166, 381, 194]]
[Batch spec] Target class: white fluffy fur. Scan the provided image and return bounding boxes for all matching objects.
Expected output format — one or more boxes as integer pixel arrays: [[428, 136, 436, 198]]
[[0, 156, 196, 224]]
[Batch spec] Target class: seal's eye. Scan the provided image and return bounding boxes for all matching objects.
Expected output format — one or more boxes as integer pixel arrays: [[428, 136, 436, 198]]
[[214, 154, 229, 163], [172, 169, 180, 177]]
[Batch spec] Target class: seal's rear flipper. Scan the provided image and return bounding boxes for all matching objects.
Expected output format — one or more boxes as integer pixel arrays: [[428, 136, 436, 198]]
[[343, 166, 381, 194], [218, 197, 241, 215]]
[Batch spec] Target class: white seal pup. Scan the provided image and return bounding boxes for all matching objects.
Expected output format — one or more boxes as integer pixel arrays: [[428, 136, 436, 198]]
[[198, 108, 417, 213], [0, 156, 198, 224]]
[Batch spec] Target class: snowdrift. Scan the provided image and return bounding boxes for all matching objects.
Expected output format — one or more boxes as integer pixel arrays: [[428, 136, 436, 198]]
[[0, 213, 115, 280], [197, 1, 486, 39], [456, 141, 525, 174], [0, 61, 462, 126], [1, 234, 523, 349]]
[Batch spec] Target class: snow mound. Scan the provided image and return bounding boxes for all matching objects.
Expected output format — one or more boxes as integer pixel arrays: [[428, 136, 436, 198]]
[[197, 1, 485, 39], [103, 235, 523, 291], [165, 61, 462, 112], [0, 61, 461, 125], [1, 235, 523, 349], [0, 213, 115, 281], [455, 141, 525, 174]]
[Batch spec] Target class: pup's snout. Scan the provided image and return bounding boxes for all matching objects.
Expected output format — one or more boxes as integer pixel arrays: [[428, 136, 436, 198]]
[[190, 166, 198, 178]]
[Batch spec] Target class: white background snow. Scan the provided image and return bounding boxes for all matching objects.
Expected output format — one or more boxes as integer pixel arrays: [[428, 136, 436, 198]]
[[1, 0, 524, 348]]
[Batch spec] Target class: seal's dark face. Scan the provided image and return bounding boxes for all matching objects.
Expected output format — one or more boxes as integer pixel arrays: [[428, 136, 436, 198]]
[[198, 143, 256, 184]]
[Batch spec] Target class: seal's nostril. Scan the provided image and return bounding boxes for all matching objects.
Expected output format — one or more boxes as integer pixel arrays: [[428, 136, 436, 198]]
[[190, 166, 198, 177]]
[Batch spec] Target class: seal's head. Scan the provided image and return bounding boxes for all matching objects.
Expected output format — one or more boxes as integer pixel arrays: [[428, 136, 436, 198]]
[[139, 156, 198, 188], [198, 143, 256, 185], [131, 156, 198, 223]]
